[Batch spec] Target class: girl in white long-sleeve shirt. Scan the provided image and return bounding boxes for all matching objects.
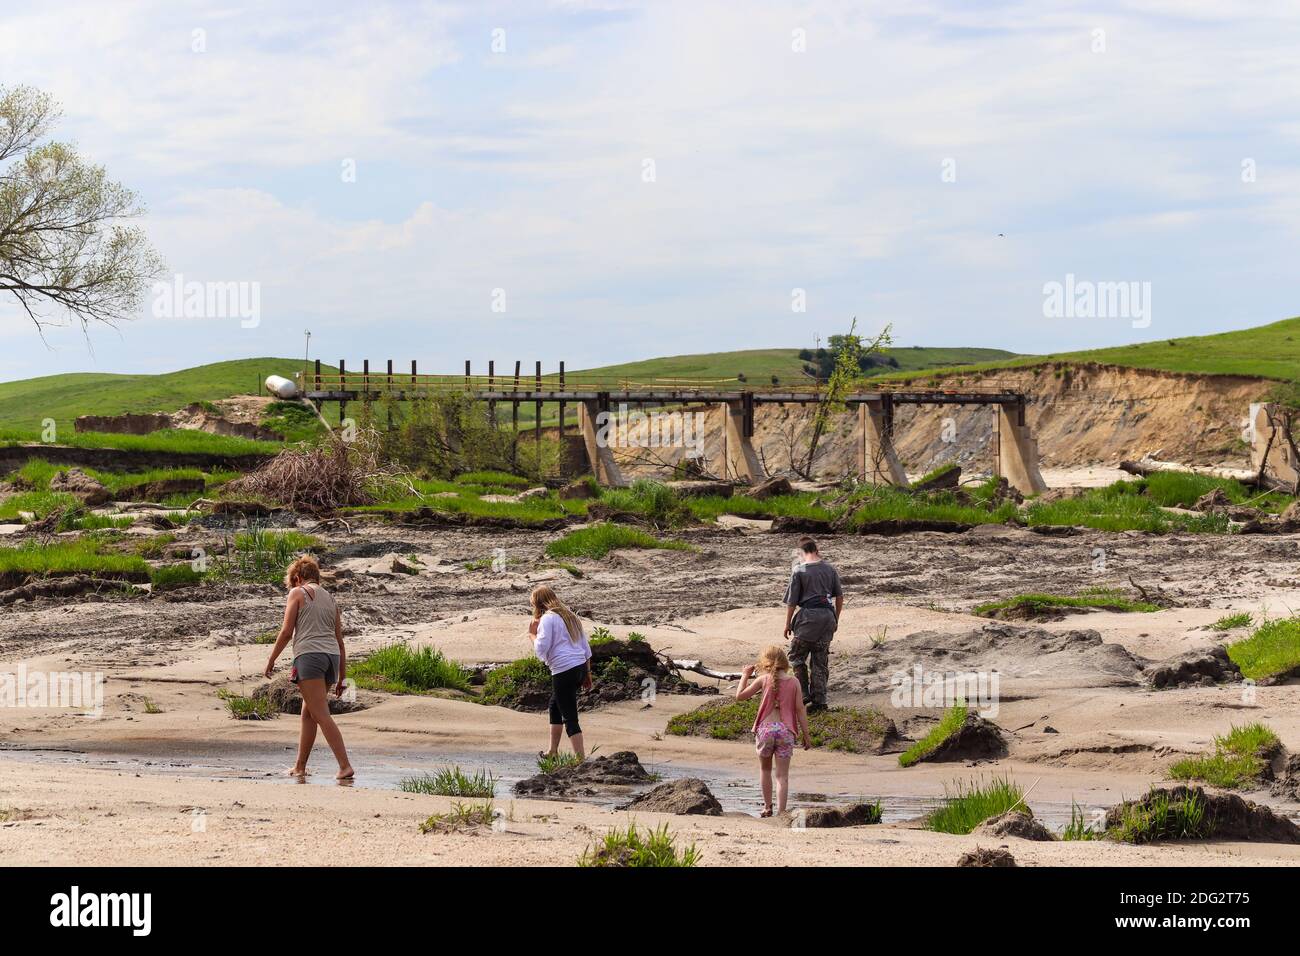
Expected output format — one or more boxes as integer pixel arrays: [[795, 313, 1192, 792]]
[[529, 585, 592, 761]]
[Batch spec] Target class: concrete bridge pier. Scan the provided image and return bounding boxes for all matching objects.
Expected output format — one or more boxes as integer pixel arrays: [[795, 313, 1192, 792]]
[[578, 398, 628, 487], [720, 399, 764, 483], [994, 402, 1047, 494], [859, 400, 908, 486]]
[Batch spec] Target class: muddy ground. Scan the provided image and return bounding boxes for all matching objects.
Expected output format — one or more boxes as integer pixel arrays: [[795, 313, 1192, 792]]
[[3, 512, 1300, 866]]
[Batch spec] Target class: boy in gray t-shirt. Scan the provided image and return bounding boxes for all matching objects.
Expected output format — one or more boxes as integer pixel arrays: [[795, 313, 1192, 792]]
[[783, 537, 842, 711]]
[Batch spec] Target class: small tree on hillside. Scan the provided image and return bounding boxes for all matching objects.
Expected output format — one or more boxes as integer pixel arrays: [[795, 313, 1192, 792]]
[[0, 86, 162, 335], [798, 318, 893, 478]]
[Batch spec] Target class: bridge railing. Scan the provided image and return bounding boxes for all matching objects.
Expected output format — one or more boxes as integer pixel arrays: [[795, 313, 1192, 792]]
[[303, 368, 1024, 398]]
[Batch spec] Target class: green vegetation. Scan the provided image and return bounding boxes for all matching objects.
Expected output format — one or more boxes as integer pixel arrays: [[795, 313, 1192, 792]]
[[216, 689, 275, 721], [149, 564, 205, 590], [350, 644, 471, 694], [685, 491, 832, 523], [1211, 612, 1254, 631], [898, 704, 968, 767], [841, 483, 1018, 529], [399, 766, 497, 798], [973, 588, 1159, 618], [587, 626, 615, 646], [1108, 788, 1211, 844], [260, 400, 322, 442], [1168, 723, 1280, 789], [544, 523, 694, 560], [0, 539, 148, 582], [665, 698, 892, 753], [0, 358, 329, 436], [0, 427, 279, 457], [479, 656, 551, 706], [537, 751, 582, 774], [1061, 802, 1102, 841], [579, 823, 700, 868], [924, 776, 1027, 835], [575, 346, 1017, 390], [215, 528, 321, 583], [912, 462, 959, 488], [1024, 481, 1230, 533], [599, 479, 693, 528], [418, 800, 497, 833], [881, 315, 1300, 384], [1226, 617, 1300, 681], [455, 470, 530, 488]]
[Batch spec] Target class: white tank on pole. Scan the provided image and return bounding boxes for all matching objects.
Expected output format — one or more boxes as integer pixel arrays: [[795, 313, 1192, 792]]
[[264, 375, 298, 399]]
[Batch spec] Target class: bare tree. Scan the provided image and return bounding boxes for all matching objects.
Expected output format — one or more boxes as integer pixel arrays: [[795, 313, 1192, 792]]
[[0, 86, 163, 335]]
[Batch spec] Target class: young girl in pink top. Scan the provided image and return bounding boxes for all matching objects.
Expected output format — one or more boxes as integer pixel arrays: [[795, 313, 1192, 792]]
[[736, 645, 811, 817]]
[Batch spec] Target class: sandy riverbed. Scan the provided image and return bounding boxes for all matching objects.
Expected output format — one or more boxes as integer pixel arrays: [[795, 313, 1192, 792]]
[[2, 519, 1300, 866]]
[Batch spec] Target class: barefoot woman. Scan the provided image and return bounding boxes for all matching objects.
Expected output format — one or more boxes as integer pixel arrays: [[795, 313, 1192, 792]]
[[530, 585, 592, 762], [264, 556, 354, 779]]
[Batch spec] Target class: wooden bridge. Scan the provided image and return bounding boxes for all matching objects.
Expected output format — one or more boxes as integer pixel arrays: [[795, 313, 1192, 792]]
[[301, 359, 1046, 492]]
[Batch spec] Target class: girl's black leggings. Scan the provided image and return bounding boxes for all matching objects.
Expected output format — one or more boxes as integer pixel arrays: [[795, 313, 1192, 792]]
[[548, 663, 586, 736]]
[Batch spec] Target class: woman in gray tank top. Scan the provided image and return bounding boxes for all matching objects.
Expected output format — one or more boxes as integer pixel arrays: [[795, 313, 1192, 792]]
[[264, 556, 354, 779]]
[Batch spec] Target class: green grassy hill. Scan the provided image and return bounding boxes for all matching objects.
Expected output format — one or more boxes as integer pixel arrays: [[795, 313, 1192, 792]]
[[574, 346, 1017, 386], [0, 358, 324, 437], [883, 316, 1300, 384]]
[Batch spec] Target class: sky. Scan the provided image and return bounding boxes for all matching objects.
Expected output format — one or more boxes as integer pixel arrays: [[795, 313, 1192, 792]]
[[2, 0, 1299, 381]]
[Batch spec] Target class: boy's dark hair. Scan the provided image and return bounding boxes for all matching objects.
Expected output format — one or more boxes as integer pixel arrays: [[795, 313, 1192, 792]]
[[797, 536, 819, 555]]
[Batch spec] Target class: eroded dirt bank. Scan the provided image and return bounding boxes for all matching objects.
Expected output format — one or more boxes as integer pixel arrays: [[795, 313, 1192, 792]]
[[610, 363, 1272, 479]]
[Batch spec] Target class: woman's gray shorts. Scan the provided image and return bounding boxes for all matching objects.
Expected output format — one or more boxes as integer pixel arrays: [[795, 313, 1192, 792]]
[[291, 653, 339, 686]]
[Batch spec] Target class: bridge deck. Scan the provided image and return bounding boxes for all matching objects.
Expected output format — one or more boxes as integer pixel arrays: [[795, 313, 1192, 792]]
[[304, 388, 1024, 406]]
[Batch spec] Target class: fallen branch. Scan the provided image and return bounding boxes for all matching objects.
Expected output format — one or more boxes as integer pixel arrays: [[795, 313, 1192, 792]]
[[671, 658, 742, 681]]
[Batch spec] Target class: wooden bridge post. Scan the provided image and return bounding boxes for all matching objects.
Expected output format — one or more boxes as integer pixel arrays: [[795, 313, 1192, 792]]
[[386, 360, 393, 430], [511, 361, 521, 466], [314, 359, 321, 393], [338, 359, 347, 425], [535, 361, 543, 474], [558, 361, 566, 436], [488, 360, 496, 426], [362, 360, 370, 419]]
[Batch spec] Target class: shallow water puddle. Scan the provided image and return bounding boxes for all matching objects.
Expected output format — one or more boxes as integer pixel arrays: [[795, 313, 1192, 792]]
[[0, 745, 1101, 831]]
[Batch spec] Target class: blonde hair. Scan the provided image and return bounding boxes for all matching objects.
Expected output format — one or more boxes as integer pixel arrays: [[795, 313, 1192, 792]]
[[531, 585, 584, 643], [757, 645, 790, 677], [284, 555, 321, 589]]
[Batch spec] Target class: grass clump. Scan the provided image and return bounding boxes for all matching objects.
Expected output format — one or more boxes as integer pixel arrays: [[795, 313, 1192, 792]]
[[350, 644, 471, 694], [1210, 612, 1253, 631], [1061, 801, 1102, 841], [1168, 723, 1280, 789], [597, 479, 693, 528], [924, 776, 1027, 835], [217, 689, 275, 720], [478, 656, 551, 706], [0, 539, 149, 582], [418, 800, 497, 833], [840, 484, 1018, 529], [579, 823, 699, 868], [898, 704, 968, 768], [665, 698, 892, 753], [149, 563, 205, 590], [544, 522, 694, 560], [1024, 481, 1230, 533], [972, 587, 1158, 618], [537, 751, 582, 774], [1108, 788, 1211, 844], [1226, 617, 1300, 681], [400, 766, 496, 798]]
